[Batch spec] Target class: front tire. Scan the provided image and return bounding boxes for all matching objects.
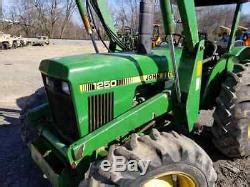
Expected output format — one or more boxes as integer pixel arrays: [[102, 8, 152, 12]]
[[84, 130, 217, 187], [211, 62, 250, 158]]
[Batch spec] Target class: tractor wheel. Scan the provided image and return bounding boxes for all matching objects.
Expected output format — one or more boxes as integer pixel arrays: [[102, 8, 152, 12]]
[[211, 62, 250, 158], [83, 130, 217, 187], [12, 41, 18, 49], [20, 87, 47, 144], [2, 42, 9, 49]]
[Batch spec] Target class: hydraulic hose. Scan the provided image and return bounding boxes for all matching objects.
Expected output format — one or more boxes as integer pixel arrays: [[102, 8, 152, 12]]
[[160, 0, 181, 103], [75, 0, 99, 53], [86, 0, 110, 51], [89, 0, 127, 51]]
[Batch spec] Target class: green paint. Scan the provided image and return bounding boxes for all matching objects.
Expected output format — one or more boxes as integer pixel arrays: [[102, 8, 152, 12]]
[[160, 0, 176, 34], [201, 46, 250, 107], [176, 0, 199, 51], [75, 0, 88, 21], [228, 3, 243, 52], [70, 92, 171, 160], [40, 48, 181, 137], [96, 0, 117, 34], [174, 41, 204, 131]]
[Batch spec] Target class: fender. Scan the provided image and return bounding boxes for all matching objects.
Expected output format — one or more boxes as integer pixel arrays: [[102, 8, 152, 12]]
[[201, 46, 250, 108]]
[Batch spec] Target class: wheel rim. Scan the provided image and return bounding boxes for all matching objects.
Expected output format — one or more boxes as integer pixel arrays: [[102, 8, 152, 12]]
[[143, 171, 197, 187]]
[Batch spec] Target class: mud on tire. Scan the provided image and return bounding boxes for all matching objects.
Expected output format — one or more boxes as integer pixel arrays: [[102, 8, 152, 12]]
[[20, 87, 47, 144], [83, 130, 217, 187], [211, 62, 250, 158]]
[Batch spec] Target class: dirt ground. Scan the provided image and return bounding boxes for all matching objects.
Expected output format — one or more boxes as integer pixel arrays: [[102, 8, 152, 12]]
[[0, 40, 249, 187], [193, 130, 250, 187]]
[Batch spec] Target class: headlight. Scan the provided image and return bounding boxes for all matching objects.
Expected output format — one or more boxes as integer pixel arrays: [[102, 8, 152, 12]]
[[62, 82, 70, 95], [45, 77, 54, 88]]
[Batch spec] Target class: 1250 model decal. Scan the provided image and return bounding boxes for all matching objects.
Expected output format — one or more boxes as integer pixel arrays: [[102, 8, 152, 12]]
[[94, 80, 117, 90], [79, 71, 174, 92]]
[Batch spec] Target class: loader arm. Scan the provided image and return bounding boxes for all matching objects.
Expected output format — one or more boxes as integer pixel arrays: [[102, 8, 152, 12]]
[[76, 0, 122, 52], [160, 0, 203, 132]]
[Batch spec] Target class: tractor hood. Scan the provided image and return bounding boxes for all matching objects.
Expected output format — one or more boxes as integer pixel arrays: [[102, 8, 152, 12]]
[[39, 47, 182, 85]]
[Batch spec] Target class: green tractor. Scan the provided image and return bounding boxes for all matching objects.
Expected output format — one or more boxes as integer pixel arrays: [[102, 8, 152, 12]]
[[117, 26, 138, 51], [21, 0, 250, 186]]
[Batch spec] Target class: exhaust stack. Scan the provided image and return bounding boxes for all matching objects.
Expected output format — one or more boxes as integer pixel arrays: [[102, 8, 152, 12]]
[[137, 0, 155, 54]]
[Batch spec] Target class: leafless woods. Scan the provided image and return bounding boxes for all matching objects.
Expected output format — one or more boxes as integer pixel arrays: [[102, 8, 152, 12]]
[[0, 0, 249, 40]]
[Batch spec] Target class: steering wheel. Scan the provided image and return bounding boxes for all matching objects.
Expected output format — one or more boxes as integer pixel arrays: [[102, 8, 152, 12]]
[[161, 33, 185, 47], [203, 40, 219, 63], [205, 40, 218, 56]]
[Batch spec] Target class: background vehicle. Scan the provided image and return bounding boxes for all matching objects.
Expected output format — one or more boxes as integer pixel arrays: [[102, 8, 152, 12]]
[[32, 36, 50, 46], [0, 32, 13, 49], [217, 25, 250, 51], [117, 26, 138, 51], [152, 24, 162, 47], [242, 31, 250, 46], [18, 36, 29, 47], [0, 32, 30, 49], [22, 0, 249, 186]]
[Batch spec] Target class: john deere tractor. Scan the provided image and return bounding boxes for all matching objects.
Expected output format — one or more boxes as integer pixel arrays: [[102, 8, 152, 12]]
[[21, 0, 250, 186]]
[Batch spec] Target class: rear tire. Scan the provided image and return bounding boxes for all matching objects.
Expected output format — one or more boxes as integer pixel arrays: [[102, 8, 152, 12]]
[[211, 62, 250, 158], [83, 130, 217, 187]]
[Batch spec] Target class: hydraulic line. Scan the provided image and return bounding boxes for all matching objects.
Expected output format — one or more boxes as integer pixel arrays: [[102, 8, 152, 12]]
[[160, 0, 181, 103], [169, 34, 181, 103], [75, 0, 99, 53], [86, 0, 110, 51], [89, 0, 128, 51]]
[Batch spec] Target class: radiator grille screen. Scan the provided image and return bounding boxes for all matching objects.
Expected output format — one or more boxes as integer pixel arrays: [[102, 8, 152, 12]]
[[42, 75, 78, 143], [88, 93, 114, 132]]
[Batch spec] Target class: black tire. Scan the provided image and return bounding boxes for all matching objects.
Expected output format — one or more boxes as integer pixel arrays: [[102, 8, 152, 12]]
[[83, 130, 217, 187], [211, 62, 250, 158], [2, 42, 9, 49], [20, 87, 47, 144], [12, 41, 18, 49]]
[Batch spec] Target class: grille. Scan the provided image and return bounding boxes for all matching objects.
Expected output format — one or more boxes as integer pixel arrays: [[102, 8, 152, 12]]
[[43, 75, 78, 143], [88, 93, 114, 132]]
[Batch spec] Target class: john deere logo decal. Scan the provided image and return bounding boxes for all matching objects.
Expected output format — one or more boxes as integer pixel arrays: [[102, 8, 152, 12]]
[[80, 72, 174, 93]]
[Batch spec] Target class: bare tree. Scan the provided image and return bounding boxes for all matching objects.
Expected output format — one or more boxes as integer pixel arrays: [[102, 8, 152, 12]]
[[128, 0, 139, 32], [113, 0, 129, 31], [60, 0, 76, 38], [197, 6, 235, 40], [34, 0, 50, 36], [2, 1, 249, 40], [47, 0, 62, 38]]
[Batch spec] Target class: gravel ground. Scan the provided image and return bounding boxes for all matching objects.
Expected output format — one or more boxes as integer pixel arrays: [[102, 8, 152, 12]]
[[0, 39, 105, 108], [193, 129, 250, 187], [0, 40, 249, 186]]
